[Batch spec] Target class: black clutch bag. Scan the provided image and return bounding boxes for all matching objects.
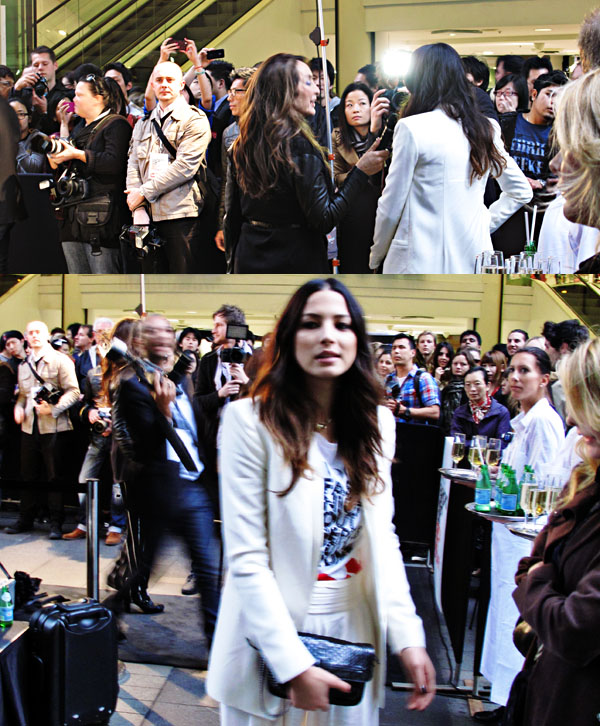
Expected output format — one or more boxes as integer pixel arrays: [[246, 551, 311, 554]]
[[260, 632, 377, 707]]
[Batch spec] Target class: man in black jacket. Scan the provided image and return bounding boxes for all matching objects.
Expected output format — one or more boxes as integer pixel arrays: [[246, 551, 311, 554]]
[[113, 314, 220, 649]]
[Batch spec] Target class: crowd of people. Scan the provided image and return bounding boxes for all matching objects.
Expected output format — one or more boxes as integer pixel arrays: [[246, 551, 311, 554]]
[[1, 6, 599, 273], [0, 278, 596, 723]]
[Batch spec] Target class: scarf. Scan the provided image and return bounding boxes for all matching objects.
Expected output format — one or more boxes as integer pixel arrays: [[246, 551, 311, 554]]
[[469, 394, 492, 425]]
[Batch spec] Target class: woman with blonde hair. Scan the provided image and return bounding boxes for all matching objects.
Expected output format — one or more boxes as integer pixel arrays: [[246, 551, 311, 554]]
[[207, 278, 435, 724], [224, 53, 388, 273], [553, 68, 600, 271], [511, 336, 600, 725]]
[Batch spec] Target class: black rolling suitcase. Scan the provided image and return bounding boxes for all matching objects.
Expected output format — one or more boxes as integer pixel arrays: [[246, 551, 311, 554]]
[[28, 598, 119, 725]]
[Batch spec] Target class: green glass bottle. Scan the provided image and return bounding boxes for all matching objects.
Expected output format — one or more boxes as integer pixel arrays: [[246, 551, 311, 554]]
[[475, 464, 492, 512], [0, 585, 13, 628], [499, 469, 520, 514]]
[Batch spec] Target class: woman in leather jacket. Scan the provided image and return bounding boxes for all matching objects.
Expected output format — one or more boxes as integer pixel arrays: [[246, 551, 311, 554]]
[[224, 53, 388, 273], [47, 75, 132, 273]]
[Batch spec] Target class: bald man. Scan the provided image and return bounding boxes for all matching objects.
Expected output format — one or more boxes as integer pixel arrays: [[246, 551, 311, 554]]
[[6, 320, 79, 538], [126, 60, 211, 273]]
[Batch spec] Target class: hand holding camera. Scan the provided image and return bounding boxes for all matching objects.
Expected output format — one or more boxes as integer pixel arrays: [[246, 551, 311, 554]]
[[370, 89, 391, 135], [355, 136, 390, 176]]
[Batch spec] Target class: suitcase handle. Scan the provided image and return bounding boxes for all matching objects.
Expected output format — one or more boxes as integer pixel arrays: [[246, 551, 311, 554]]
[[56, 599, 110, 625]]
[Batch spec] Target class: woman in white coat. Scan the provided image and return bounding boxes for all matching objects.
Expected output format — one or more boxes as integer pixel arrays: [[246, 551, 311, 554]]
[[370, 43, 533, 274], [207, 278, 435, 725]]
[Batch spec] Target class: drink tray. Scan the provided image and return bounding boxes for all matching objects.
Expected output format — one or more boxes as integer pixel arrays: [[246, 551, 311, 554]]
[[439, 467, 478, 482], [507, 524, 542, 541], [465, 501, 525, 523]]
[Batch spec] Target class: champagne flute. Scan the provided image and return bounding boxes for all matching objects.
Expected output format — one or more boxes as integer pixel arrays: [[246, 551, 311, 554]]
[[486, 438, 501, 467], [468, 435, 487, 470], [451, 433, 466, 466]]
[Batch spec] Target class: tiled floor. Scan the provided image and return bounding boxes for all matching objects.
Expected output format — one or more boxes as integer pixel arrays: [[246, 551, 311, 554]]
[[0, 515, 474, 725]]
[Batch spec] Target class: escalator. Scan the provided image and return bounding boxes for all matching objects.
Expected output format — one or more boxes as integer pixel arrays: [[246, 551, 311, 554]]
[[540, 275, 600, 334], [37, 0, 264, 82]]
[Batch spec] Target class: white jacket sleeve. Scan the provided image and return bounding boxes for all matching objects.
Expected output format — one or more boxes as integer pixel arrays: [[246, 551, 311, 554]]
[[488, 119, 533, 233], [218, 401, 316, 685], [373, 408, 427, 653], [370, 121, 418, 270]]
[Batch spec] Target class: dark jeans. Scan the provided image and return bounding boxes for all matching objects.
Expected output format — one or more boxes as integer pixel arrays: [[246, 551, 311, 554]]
[[152, 216, 200, 273], [176, 475, 221, 645], [19, 428, 71, 526], [126, 464, 221, 647]]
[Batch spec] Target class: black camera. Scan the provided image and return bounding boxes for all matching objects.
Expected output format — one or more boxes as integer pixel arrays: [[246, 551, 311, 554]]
[[120, 224, 164, 259], [92, 410, 111, 434], [221, 323, 251, 364], [38, 170, 90, 207], [34, 383, 63, 406], [30, 132, 64, 155], [221, 347, 247, 364], [168, 350, 196, 385], [56, 174, 89, 205], [34, 73, 49, 98], [378, 88, 409, 152]]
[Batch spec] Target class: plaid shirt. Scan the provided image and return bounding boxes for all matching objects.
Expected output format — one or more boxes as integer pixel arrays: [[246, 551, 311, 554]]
[[385, 365, 440, 423]]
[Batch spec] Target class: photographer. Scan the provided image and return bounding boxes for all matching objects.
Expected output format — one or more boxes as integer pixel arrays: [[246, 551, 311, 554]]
[[6, 320, 79, 539], [11, 47, 69, 134], [46, 74, 132, 272], [63, 318, 126, 546], [10, 97, 49, 174], [331, 82, 389, 272]]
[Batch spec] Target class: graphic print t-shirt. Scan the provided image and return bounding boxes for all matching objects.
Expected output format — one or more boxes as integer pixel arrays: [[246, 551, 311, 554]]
[[510, 115, 551, 180], [315, 433, 363, 580]]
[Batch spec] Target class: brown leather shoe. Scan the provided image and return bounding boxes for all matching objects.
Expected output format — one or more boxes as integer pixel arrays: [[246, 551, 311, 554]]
[[105, 531, 122, 546], [62, 527, 86, 540]]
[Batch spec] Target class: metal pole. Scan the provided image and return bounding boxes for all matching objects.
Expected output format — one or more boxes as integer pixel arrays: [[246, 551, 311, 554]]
[[86, 479, 100, 600], [315, 0, 334, 180], [140, 274, 146, 315]]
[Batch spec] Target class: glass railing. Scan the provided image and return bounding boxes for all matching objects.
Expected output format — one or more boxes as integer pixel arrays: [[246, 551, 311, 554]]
[[545, 275, 600, 335]]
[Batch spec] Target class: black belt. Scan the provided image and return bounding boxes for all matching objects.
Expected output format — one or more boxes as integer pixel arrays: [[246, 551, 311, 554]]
[[245, 218, 302, 230]]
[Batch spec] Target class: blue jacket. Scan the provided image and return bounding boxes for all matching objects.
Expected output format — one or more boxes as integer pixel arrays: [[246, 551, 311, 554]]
[[450, 397, 512, 448]]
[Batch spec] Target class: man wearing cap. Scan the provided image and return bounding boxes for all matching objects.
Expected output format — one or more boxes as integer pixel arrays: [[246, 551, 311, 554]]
[[6, 320, 79, 538]]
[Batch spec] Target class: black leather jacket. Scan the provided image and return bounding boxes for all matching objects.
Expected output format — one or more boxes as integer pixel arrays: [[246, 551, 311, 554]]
[[224, 134, 369, 273]]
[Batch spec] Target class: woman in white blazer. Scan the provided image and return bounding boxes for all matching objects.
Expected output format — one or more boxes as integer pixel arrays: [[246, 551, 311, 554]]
[[207, 278, 435, 725], [370, 43, 533, 274]]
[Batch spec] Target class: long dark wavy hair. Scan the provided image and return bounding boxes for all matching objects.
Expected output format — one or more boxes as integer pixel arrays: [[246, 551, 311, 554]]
[[402, 43, 505, 182], [337, 82, 374, 150], [232, 53, 326, 198], [250, 278, 385, 500]]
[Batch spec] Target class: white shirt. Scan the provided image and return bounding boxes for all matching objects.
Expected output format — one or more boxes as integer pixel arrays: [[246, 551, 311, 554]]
[[538, 194, 599, 272], [502, 397, 565, 480]]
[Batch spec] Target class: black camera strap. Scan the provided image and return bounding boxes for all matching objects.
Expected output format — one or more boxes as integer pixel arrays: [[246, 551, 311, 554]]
[[151, 119, 177, 159], [27, 358, 48, 387]]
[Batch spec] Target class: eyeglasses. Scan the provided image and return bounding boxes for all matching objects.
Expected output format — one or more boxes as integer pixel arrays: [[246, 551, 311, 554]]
[[0, 80, 14, 87], [495, 91, 518, 99], [228, 88, 246, 96], [85, 74, 97, 82]]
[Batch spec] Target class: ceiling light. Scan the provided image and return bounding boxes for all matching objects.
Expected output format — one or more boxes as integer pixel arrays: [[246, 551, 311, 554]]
[[482, 51, 494, 56], [58, 29, 67, 36], [535, 28, 552, 32]]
